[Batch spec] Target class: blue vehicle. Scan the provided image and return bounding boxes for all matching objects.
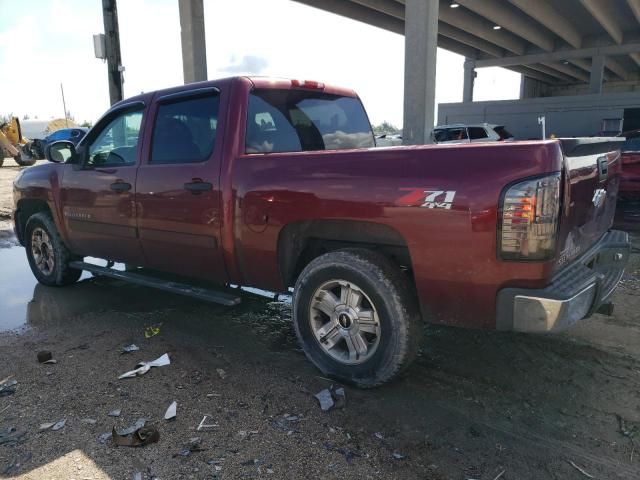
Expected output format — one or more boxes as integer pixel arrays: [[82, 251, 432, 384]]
[[44, 128, 88, 147]]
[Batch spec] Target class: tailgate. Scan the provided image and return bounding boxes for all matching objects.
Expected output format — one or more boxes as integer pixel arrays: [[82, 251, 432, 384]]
[[556, 138, 624, 269]]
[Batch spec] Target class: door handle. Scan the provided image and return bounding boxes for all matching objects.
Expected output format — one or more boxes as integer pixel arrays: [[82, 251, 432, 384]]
[[110, 181, 132, 192], [184, 181, 213, 193]]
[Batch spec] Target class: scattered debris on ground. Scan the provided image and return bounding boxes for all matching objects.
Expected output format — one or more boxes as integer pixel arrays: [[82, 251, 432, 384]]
[[122, 344, 140, 354], [144, 325, 161, 338], [36, 351, 52, 363], [164, 401, 177, 420], [314, 385, 346, 411], [0, 377, 16, 397], [196, 415, 218, 431], [112, 425, 160, 447], [118, 353, 170, 379]]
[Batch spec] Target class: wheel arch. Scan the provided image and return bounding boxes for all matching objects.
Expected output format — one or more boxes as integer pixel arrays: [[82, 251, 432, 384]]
[[15, 199, 54, 246], [277, 220, 414, 289]]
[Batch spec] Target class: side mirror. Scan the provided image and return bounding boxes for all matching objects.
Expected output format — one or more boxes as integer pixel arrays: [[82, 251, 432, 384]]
[[46, 140, 76, 163]]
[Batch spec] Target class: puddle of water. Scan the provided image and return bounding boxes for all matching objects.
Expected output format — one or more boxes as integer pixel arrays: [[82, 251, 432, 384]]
[[0, 246, 38, 332], [0, 245, 92, 333]]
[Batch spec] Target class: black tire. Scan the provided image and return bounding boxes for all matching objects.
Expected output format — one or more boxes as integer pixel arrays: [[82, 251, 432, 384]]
[[293, 249, 423, 388], [0, 157, 4, 167], [25, 212, 81, 286], [14, 153, 36, 167]]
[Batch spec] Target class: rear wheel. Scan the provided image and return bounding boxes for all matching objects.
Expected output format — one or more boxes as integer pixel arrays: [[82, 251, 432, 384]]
[[25, 212, 81, 286], [293, 249, 422, 388]]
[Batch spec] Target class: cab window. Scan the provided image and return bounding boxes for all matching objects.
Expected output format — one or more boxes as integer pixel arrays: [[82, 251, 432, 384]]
[[87, 109, 143, 167], [150, 94, 220, 164]]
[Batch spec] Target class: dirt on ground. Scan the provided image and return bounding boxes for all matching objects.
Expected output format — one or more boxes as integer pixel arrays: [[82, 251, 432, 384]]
[[1, 162, 640, 479]]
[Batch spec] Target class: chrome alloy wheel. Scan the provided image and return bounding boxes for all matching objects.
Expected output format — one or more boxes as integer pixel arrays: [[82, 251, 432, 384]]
[[31, 227, 55, 275], [309, 280, 381, 365]]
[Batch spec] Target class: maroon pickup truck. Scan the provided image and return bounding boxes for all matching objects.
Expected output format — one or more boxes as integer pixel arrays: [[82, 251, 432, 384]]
[[13, 77, 630, 387]]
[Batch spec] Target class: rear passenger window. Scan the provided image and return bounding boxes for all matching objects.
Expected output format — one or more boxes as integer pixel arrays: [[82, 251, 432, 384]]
[[150, 94, 219, 164], [468, 127, 489, 139], [245, 89, 375, 154]]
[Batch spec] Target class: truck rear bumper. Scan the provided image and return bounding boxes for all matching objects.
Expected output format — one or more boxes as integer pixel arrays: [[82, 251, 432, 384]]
[[496, 230, 630, 333]]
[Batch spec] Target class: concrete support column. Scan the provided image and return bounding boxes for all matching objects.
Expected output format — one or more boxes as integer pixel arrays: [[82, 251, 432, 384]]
[[590, 55, 605, 94], [179, 0, 207, 84], [403, 0, 439, 145], [463, 58, 476, 103]]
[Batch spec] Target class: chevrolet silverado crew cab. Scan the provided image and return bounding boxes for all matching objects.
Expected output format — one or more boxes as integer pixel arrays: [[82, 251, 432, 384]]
[[13, 77, 630, 387]]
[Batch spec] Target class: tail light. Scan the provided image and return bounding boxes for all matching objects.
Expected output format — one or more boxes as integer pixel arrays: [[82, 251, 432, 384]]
[[498, 173, 561, 261]]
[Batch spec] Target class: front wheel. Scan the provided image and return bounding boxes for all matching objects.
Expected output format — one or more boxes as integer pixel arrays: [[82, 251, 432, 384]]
[[293, 249, 422, 388], [25, 212, 81, 286]]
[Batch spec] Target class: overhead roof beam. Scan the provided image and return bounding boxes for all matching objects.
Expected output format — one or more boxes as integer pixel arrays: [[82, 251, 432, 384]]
[[570, 58, 615, 81], [436, 35, 480, 59], [455, 0, 554, 51], [629, 0, 640, 23], [292, 0, 404, 34], [475, 42, 640, 67], [542, 62, 590, 82], [507, 0, 582, 48], [438, 23, 504, 57], [631, 52, 640, 67], [350, 0, 505, 57], [349, 0, 404, 19], [525, 64, 577, 82], [507, 66, 560, 85], [437, 0, 526, 55], [605, 58, 630, 80], [580, 0, 624, 44]]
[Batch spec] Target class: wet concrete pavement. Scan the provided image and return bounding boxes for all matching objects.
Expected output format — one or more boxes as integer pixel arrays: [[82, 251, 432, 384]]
[[2, 215, 640, 478]]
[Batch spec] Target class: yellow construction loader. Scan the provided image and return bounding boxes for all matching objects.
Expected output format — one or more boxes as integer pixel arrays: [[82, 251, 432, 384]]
[[0, 117, 37, 167]]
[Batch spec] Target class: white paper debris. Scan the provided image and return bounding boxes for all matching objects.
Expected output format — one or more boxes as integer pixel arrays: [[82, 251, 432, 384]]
[[164, 401, 177, 420], [118, 353, 170, 379], [122, 344, 140, 354], [51, 419, 66, 431], [314, 389, 334, 411], [197, 415, 219, 431]]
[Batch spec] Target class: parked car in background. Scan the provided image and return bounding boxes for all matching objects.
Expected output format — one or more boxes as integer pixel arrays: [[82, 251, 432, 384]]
[[433, 123, 514, 144], [619, 129, 640, 201], [375, 133, 402, 147], [44, 127, 88, 147]]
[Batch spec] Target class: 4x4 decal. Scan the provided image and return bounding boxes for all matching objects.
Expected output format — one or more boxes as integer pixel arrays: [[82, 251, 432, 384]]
[[396, 188, 457, 209]]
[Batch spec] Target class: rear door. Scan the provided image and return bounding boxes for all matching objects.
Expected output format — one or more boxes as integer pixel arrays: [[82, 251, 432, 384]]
[[59, 102, 146, 264], [556, 138, 625, 267], [135, 87, 228, 283]]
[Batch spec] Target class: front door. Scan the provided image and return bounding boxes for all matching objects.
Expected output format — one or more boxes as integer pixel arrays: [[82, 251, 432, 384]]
[[60, 102, 146, 264], [135, 88, 227, 283]]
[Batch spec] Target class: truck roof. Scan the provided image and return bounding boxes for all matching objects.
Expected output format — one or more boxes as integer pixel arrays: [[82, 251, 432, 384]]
[[115, 76, 359, 108]]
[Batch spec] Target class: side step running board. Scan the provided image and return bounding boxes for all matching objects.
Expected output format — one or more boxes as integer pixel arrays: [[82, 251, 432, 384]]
[[69, 261, 241, 306]]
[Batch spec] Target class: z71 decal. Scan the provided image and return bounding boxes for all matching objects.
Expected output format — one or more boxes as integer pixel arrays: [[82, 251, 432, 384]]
[[396, 188, 457, 209]]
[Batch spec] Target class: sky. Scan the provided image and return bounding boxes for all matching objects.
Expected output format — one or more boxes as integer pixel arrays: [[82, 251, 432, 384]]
[[0, 0, 521, 128]]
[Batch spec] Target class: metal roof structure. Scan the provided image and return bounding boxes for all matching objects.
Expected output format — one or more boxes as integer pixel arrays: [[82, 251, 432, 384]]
[[293, 0, 640, 85]]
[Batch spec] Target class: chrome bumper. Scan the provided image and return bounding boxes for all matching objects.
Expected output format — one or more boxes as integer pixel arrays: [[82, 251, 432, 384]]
[[496, 230, 630, 333]]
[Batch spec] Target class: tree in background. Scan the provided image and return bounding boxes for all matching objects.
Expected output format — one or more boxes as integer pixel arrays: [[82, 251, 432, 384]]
[[372, 121, 401, 136]]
